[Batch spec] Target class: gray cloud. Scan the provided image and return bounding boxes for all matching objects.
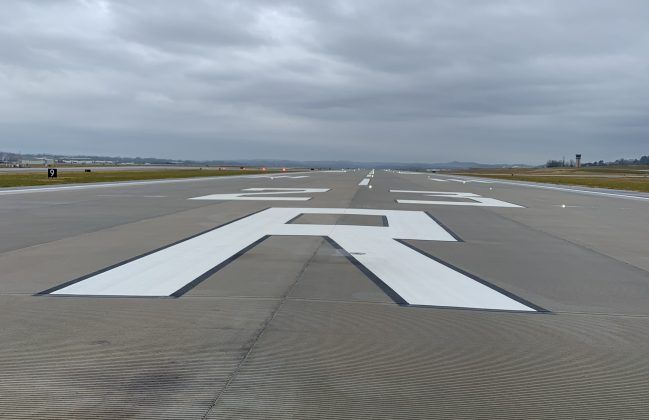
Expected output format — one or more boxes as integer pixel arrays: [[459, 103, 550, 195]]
[[1, 0, 648, 163]]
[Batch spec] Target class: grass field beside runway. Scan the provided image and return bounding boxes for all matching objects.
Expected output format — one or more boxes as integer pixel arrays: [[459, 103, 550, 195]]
[[451, 167, 649, 192], [0, 168, 275, 188]]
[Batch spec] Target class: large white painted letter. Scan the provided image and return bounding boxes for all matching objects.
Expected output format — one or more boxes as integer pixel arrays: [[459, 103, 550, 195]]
[[45, 208, 536, 311]]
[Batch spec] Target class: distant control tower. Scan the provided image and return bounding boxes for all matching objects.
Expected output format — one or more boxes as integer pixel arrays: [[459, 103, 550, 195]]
[[576, 154, 582, 168]]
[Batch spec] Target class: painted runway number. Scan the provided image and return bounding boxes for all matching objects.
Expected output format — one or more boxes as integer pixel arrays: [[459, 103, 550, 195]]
[[190, 187, 329, 201], [44, 208, 537, 311], [391, 190, 522, 208]]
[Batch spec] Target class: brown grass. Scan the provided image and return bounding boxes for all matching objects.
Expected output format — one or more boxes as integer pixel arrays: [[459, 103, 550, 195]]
[[450, 167, 649, 192]]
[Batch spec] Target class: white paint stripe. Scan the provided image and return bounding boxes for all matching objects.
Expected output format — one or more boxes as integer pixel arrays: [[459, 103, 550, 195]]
[[250, 175, 310, 179], [428, 178, 448, 182], [50, 207, 535, 311], [334, 234, 531, 310], [96, 194, 168, 198], [396, 199, 522, 207], [0, 172, 312, 196], [358, 178, 371, 186], [450, 177, 649, 201]]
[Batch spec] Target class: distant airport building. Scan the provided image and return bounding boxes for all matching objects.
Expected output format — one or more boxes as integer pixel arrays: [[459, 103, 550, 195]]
[[21, 158, 53, 165], [576, 154, 582, 168], [60, 159, 114, 165]]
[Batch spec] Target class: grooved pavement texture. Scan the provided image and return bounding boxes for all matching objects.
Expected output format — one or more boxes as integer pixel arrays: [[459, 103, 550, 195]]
[[1, 170, 649, 419]]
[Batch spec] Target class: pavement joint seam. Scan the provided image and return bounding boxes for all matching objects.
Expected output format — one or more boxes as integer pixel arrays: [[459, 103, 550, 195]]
[[492, 211, 649, 277], [200, 237, 327, 419], [0, 199, 234, 257]]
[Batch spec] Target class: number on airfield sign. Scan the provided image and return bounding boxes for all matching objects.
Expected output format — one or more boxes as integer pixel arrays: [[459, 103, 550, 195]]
[[48, 168, 58, 178]]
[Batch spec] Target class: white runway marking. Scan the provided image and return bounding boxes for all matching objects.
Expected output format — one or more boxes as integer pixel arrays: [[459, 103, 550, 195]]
[[96, 194, 168, 198], [428, 177, 492, 184], [359, 169, 374, 186], [0, 172, 311, 196], [189, 187, 329, 201], [250, 175, 310, 179], [48, 207, 535, 311], [448, 177, 649, 201], [391, 190, 523, 208]]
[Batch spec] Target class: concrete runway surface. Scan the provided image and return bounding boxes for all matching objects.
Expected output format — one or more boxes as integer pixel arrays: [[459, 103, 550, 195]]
[[1, 170, 648, 419]]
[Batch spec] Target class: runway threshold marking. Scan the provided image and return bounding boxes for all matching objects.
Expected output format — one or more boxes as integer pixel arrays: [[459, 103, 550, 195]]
[[41, 208, 538, 312], [391, 190, 523, 208], [189, 188, 329, 201]]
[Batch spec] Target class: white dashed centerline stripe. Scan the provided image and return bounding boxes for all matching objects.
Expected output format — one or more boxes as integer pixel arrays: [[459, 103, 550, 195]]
[[358, 169, 374, 186]]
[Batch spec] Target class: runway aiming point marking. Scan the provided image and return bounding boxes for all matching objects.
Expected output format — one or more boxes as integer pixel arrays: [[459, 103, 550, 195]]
[[391, 190, 523, 208], [41, 207, 538, 312], [189, 187, 329, 201]]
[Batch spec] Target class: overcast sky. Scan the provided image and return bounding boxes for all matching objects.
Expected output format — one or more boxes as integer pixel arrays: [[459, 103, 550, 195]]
[[1, 0, 648, 164]]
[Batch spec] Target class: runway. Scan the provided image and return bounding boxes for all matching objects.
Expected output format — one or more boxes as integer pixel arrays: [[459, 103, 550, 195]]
[[1, 170, 648, 419]]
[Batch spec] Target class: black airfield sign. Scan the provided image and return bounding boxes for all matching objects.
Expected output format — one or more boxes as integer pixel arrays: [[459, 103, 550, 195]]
[[48, 168, 58, 178]]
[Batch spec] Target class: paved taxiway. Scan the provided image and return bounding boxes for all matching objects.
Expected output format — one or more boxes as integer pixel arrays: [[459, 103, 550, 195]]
[[1, 170, 648, 419]]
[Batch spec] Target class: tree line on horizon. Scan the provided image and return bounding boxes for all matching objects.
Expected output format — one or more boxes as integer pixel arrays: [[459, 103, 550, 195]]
[[546, 154, 649, 168]]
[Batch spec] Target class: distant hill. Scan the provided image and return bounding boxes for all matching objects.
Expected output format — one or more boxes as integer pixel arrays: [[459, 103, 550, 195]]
[[0, 151, 529, 170], [233, 160, 530, 170]]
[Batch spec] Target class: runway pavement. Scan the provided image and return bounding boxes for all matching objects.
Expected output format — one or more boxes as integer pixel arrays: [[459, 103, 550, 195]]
[[1, 170, 648, 419]]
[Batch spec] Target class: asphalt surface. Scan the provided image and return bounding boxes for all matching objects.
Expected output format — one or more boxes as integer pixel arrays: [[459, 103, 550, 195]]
[[1, 170, 648, 419]]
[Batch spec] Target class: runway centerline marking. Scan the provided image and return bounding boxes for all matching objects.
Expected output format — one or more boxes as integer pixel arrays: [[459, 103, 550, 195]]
[[41, 207, 538, 312], [391, 190, 523, 208], [189, 187, 329, 201]]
